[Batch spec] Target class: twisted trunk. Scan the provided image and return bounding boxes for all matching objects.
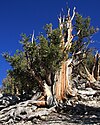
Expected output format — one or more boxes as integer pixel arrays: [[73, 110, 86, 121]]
[[54, 59, 73, 102], [33, 7, 77, 106]]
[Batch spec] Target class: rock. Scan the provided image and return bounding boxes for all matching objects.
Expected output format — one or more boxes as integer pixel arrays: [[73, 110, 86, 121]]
[[90, 115, 97, 118], [39, 115, 46, 120], [0, 94, 20, 111], [28, 107, 55, 120], [78, 88, 97, 96], [26, 121, 33, 125], [28, 109, 49, 120], [0, 105, 6, 110], [32, 92, 42, 100], [46, 95, 53, 107], [31, 105, 37, 111], [1, 81, 100, 125], [0, 93, 3, 98]]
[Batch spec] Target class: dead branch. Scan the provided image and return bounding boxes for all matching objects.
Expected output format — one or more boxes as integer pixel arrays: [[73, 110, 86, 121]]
[[84, 66, 96, 83], [92, 51, 99, 80], [71, 7, 76, 21], [64, 7, 76, 50]]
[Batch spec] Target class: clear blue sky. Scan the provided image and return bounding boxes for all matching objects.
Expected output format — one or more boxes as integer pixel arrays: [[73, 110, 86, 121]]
[[0, 0, 100, 87]]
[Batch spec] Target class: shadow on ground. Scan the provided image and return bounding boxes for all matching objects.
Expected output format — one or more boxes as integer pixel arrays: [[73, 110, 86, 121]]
[[57, 104, 100, 124]]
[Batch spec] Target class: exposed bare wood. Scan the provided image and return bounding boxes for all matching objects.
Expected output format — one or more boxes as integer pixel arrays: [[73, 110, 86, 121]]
[[92, 51, 99, 80], [58, 13, 63, 30], [63, 15, 65, 23], [61, 62, 66, 99], [55, 59, 74, 102], [65, 59, 73, 95], [54, 8, 76, 103], [30, 7, 78, 105], [72, 59, 83, 67], [84, 66, 96, 83], [67, 8, 70, 17], [64, 7, 76, 50], [71, 7, 76, 21], [32, 100, 46, 106], [55, 70, 62, 102], [86, 82, 100, 90], [31, 30, 34, 44]]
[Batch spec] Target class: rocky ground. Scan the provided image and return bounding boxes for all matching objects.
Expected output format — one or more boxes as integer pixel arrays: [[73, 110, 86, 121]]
[[0, 78, 100, 125]]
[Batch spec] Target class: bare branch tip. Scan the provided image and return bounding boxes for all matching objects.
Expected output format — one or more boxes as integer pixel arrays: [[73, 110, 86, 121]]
[[74, 7, 76, 10]]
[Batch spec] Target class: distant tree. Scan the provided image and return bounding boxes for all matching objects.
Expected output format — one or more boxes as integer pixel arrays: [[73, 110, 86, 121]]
[[2, 74, 14, 94]]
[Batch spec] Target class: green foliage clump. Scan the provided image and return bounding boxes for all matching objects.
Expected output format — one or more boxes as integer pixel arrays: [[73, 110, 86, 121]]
[[3, 25, 64, 95]]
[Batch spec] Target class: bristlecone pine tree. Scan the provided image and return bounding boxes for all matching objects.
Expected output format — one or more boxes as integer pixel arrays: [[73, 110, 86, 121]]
[[3, 7, 99, 106]]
